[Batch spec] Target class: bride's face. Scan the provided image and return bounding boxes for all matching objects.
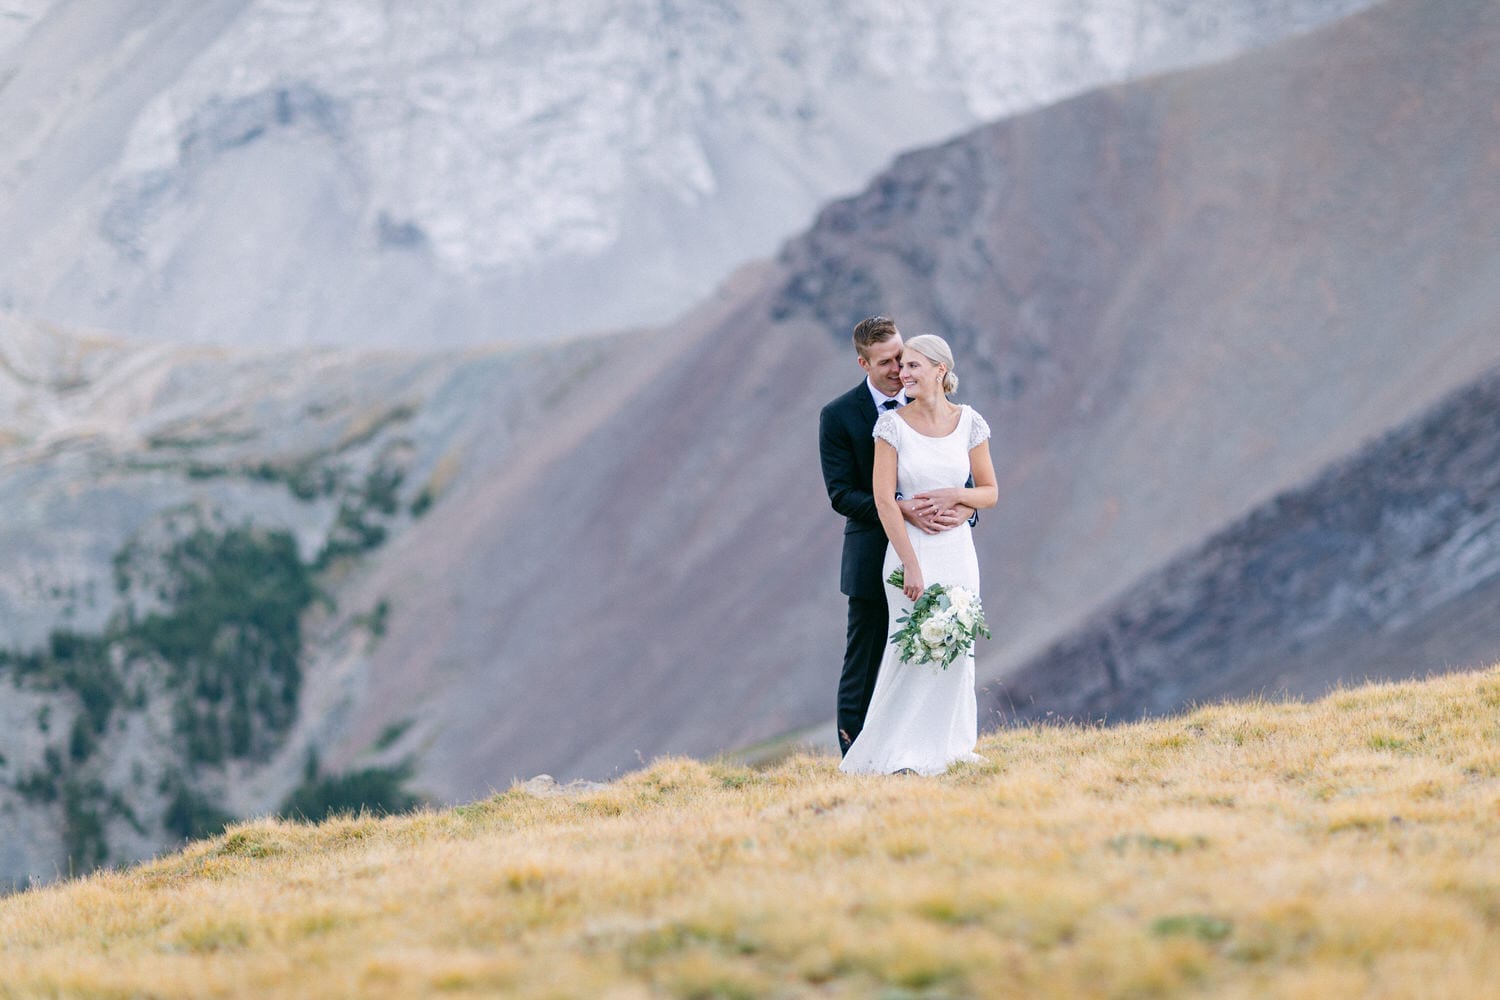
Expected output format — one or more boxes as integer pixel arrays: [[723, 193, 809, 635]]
[[900, 351, 944, 398]]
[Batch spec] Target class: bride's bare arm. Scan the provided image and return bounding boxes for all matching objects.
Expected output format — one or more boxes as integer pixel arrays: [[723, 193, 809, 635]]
[[873, 439, 925, 600]]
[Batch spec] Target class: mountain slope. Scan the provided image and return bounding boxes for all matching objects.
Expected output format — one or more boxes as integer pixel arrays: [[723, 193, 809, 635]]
[[989, 362, 1500, 723], [0, 0, 1376, 346], [3, 668, 1499, 997], [362, 0, 1500, 801], [0, 309, 662, 885], [770, 0, 1500, 678], [2, 0, 1498, 886]]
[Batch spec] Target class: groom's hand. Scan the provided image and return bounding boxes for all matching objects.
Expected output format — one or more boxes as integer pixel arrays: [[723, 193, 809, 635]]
[[897, 498, 944, 535], [910, 490, 973, 532], [932, 504, 974, 530], [902, 497, 973, 533]]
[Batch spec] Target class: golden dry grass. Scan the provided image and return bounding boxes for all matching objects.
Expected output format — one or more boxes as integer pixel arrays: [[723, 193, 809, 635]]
[[4, 667, 1500, 999]]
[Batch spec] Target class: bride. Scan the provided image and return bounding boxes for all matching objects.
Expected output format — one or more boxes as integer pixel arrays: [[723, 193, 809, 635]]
[[839, 334, 997, 776]]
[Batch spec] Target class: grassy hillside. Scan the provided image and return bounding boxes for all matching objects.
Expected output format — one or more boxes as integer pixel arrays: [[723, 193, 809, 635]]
[[3, 668, 1498, 998]]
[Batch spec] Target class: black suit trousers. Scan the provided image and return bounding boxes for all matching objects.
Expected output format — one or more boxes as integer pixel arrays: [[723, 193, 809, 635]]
[[837, 592, 887, 754]]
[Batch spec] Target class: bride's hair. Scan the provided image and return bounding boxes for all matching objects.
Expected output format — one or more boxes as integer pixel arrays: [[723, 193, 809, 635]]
[[903, 334, 959, 395]]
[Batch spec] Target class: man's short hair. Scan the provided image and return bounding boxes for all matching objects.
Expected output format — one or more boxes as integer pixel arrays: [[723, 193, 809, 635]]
[[852, 316, 899, 359]]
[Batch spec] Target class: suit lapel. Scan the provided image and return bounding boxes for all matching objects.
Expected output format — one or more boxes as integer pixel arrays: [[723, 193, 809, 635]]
[[848, 382, 878, 477], [852, 380, 877, 430]]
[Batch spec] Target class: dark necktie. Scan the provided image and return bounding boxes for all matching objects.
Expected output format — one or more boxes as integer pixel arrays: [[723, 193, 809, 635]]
[[882, 399, 900, 410]]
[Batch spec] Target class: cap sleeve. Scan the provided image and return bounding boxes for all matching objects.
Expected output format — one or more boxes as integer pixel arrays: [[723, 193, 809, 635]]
[[873, 409, 902, 448], [966, 406, 991, 449]]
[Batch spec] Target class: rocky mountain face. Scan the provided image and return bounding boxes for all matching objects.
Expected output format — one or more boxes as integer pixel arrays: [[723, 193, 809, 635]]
[[0, 0, 1375, 347], [770, 0, 1500, 679], [315, 0, 1499, 800], [987, 365, 1500, 724], [3, 0, 1498, 889], [0, 312, 645, 886]]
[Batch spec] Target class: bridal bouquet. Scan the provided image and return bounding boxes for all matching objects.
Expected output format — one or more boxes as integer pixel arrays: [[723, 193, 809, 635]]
[[886, 567, 991, 668]]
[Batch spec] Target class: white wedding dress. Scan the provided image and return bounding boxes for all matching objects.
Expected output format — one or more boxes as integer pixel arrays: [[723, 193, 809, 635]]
[[840, 404, 989, 776]]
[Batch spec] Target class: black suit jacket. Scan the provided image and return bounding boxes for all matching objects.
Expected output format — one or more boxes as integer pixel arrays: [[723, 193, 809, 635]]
[[819, 382, 888, 599]]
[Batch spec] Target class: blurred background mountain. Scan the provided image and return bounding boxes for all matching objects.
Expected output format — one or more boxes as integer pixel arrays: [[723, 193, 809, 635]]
[[5, 0, 1498, 889], [0, 0, 1374, 347]]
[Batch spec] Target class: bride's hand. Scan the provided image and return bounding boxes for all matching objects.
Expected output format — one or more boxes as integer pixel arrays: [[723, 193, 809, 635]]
[[902, 564, 925, 601], [914, 488, 964, 514]]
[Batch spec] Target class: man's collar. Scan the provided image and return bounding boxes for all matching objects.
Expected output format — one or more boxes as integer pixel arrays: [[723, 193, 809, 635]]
[[865, 376, 906, 410]]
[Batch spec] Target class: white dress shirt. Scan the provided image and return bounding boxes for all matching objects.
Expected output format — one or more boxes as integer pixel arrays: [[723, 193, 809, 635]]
[[865, 377, 906, 413]]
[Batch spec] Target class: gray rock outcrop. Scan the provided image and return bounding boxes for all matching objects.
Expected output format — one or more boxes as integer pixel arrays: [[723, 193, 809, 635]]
[[987, 363, 1500, 723]]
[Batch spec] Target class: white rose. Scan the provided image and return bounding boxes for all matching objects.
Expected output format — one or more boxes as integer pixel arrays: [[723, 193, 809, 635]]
[[920, 616, 950, 647], [944, 591, 970, 625]]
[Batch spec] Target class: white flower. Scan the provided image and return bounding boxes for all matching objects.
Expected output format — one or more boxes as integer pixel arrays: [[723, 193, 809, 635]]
[[919, 616, 949, 647]]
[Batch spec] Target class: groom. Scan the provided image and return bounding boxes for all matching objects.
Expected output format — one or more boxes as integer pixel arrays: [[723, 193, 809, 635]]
[[819, 316, 974, 755]]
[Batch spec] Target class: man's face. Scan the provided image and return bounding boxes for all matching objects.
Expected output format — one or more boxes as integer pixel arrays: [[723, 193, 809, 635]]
[[857, 334, 904, 396]]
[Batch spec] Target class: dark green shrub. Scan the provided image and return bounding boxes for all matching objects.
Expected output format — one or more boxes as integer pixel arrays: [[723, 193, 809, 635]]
[[280, 762, 423, 823], [132, 526, 315, 761], [62, 779, 110, 871], [68, 715, 96, 763], [15, 769, 58, 803], [161, 775, 234, 842]]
